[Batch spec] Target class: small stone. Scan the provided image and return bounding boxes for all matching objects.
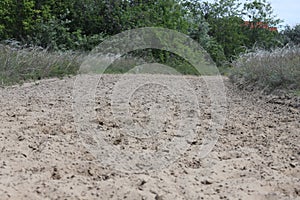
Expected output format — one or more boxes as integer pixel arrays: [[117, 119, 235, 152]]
[[51, 166, 61, 180], [186, 139, 197, 145], [113, 138, 122, 145], [290, 162, 297, 168], [290, 156, 296, 161], [17, 135, 25, 141], [201, 179, 213, 185]]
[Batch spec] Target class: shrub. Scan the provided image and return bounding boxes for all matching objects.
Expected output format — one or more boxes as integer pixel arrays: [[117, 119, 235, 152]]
[[230, 45, 300, 92]]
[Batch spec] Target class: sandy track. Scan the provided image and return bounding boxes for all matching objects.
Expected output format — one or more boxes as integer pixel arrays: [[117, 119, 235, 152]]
[[0, 75, 299, 200]]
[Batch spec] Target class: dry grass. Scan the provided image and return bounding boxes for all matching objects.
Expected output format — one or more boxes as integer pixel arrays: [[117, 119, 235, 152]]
[[0, 44, 84, 85], [230, 45, 300, 93]]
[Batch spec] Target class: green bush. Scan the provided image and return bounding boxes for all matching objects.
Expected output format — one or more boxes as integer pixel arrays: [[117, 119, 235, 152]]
[[282, 24, 300, 45], [28, 16, 106, 51], [105, 50, 200, 75]]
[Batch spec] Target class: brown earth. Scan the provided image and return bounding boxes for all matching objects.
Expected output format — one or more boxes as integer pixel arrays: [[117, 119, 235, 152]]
[[0, 74, 299, 200]]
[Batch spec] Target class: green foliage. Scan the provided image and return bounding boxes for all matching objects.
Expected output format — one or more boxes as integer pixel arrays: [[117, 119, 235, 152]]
[[204, 39, 227, 67], [184, 0, 282, 63], [281, 24, 300, 45], [106, 50, 199, 75], [0, 0, 290, 80], [110, 0, 199, 72], [30, 14, 73, 50], [121, 0, 189, 32], [0, 0, 191, 49], [242, 0, 282, 49], [193, 0, 247, 60], [0, 0, 15, 39], [208, 15, 246, 59], [242, 0, 280, 25], [181, 0, 227, 66]]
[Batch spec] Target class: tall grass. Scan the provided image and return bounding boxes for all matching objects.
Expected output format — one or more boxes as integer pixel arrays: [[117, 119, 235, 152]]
[[0, 44, 83, 85], [0, 44, 204, 86], [230, 45, 300, 93]]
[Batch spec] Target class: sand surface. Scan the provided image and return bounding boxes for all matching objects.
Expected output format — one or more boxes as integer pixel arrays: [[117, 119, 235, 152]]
[[0, 74, 299, 200]]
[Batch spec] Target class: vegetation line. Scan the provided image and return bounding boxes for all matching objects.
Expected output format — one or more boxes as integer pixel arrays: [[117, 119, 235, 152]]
[[0, 0, 299, 92]]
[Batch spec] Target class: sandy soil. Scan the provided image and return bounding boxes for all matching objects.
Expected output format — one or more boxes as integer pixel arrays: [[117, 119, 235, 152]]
[[0, 74, 299, 200]]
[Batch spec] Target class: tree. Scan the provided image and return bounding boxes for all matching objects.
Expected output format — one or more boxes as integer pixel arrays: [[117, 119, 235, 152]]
[[0, 0, 44, 41], [242, 0, 282, 49], [182, 0, 282, 62], [0, 0, 14, 39], [281, 24, 300, 45], [181, 0, 227, 66], [186, 0, 246, 61], [120, 0, 189, 32]]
